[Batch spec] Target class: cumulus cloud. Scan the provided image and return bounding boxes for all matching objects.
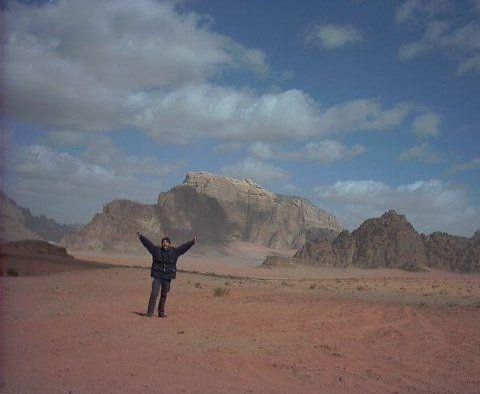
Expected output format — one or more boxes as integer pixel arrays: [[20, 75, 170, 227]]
[[248, 140, 365, 163], [6, 143, 185, 223], [4, 0, 267, 132], [411, 112, 441, 138], [135, 86, 412, 143], [305, 23, 363, 49], [3, 0, 419, 146], [314, 179, 479, 236], [319, 100, 411, 133], [135, 86, 320, 143], [398, 142, 441, 163], [220, 157, 290, 185], [399, 16, 480, 75]]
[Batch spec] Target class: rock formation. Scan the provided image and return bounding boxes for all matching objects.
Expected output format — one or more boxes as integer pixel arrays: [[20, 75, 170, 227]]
[[351, 210, 427, 271], [295, 210, 480, 272], [422, 232, 470, 272], [0, 239, 112, 277], [63, 200, 160, 253], [0, 192, 77, 242], [63, 172, 343, 253], [1, 239, 74, 260]]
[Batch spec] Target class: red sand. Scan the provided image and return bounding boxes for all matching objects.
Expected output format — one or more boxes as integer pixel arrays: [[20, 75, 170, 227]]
[[2, 249, 480, 393]]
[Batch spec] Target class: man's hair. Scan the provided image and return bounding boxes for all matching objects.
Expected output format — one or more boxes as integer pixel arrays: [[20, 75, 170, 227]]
[[161, 237, 171, 244]]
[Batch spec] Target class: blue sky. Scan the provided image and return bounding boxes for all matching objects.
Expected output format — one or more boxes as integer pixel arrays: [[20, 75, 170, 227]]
[[2, 0, 480, 236]]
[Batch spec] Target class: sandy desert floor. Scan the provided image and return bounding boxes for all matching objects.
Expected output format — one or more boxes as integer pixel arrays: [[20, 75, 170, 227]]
[[2, 249, 480, 394]]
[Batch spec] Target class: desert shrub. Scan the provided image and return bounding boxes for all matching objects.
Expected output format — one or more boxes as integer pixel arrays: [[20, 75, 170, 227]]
[[213, 286, 230, 297], [309, 283, 317, 290], [194, 282, 202, 289]]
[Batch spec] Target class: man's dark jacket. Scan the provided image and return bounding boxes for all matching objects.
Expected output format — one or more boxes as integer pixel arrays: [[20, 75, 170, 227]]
[[139, 234, 195, 280]]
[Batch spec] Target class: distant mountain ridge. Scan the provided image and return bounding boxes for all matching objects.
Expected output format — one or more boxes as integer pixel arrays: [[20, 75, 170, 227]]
[[295, 210, 480, 273], [0, 192, 78, 242], [63, 172, 343, 253]]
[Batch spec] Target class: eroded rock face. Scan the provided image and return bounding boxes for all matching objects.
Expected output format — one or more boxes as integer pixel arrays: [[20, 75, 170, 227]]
[[63, 172, 343, 252], [295, 210, 480, 273], [462, 236, 480, 272], [422, 232, 470, 272], [63, 200, 160, 253], [332, 230, 356, 267], [294, 230, 355, 267]]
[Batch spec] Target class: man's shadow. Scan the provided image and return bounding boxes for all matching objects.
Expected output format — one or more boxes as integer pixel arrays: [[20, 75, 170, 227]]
[[132, 311, 149, 317]]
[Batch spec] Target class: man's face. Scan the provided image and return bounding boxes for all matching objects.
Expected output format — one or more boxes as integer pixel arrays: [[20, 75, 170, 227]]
[[161, 239, 171, 249]]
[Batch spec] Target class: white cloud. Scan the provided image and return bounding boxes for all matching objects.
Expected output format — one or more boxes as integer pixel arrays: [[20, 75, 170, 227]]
[[220, 157, 290, 185], [456, 54, 480, 74], [314, 179, 479, 236], [248, 142, 276, 161], [135, 86, 320, 143], [399, 17, 480, 75], [411, 112, 441, 137], [81, 136, 186, 177], [472, 0, 480, 13], [4, 0, 418, 146], [248, 140, 365, 163], [4, 0, 267, 132], [5, 143, 185, 223], [285, 141, 365, 163], [395, 0, 451, 23], [136, 86, 411, 143], [319, 100, 412, 133], [449, 157, 480, 173], [305, 23, 363, 49], [398, 143, 441, 163]]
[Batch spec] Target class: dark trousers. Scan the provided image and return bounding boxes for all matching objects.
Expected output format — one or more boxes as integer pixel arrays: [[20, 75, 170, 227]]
[[147, 278, 171, 316]]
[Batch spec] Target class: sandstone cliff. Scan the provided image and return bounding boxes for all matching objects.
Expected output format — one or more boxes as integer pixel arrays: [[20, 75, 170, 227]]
[[295, 210, 480, 272], [63, 200, 160, 253], [63, 172, 343, 253]]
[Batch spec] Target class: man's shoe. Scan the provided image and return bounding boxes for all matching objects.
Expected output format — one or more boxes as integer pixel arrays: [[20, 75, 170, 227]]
[[146, 312, 153, 318], [158, 311, 167, 318]]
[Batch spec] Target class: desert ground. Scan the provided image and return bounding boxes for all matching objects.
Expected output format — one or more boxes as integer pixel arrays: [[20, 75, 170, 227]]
[[2, 243, 480, 393]]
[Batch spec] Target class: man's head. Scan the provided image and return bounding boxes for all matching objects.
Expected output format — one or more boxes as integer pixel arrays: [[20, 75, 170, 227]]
[[161, 237, 171, 249]]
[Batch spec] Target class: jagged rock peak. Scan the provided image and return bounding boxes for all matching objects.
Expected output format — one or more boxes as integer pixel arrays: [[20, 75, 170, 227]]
[[381, 209, 407, 222]]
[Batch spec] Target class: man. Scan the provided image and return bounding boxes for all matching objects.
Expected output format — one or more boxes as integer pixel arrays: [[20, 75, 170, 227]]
[[136, 230, 197, 318]]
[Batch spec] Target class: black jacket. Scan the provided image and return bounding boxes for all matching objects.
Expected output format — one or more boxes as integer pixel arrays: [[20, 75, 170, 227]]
[[139, 234, 195, 280]]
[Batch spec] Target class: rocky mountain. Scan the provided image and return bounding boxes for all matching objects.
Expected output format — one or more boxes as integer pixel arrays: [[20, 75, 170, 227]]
[[63, 199, 159, 252], [63, 172, 343, 253], [295, 210, 480, 273], [0, 192, 77, 242]]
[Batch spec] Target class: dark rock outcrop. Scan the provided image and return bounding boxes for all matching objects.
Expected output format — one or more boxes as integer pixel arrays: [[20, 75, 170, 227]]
[[350, 210, 427, 271], [422, 232, 470, 272], [1, 239, 74, 259], [295, 210, 480, 272]]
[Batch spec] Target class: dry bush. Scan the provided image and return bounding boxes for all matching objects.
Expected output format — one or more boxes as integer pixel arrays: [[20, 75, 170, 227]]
[[213, 286, 230, 297]]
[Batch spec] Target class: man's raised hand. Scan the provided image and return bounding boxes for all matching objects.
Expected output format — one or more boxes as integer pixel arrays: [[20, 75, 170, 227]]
[[136, 230, 141, 237], [194, 235, 198, 244]]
